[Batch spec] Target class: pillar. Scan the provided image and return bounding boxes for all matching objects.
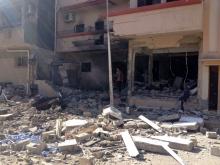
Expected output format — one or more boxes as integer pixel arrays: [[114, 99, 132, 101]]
[[148, 53, 153, 85]]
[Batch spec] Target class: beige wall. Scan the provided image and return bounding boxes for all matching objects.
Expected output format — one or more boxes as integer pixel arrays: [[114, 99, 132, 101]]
[[110, 4, 203, 37], [202, 0, 220, 58], [0, 27, 26, 49], [0, 53, 27, 85]]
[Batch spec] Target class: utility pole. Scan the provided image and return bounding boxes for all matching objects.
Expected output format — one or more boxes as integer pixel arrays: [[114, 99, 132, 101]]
[[106, 0, 114, 106]]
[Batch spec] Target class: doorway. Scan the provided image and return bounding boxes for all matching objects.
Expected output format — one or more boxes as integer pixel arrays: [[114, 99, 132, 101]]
[[209, 66, 219, 111]]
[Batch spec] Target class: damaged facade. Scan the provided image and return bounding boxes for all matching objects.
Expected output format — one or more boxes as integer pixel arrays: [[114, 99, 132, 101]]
[[56, 0, 220, 112], [56, 0, 128, 90], [0, 0, 55, 93]]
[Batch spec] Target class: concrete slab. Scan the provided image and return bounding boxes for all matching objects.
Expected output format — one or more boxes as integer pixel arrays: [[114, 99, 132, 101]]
[[206, 132, 217, 139], [152, 136, 194, 151], [132, 136, 168, 154], [58, 139, 78, 152], [102, 106, 122, 120], [139, 115, 162, 132], [179, 116, 204, 126], [121, 130, 139, 157], [63, 119, 88, 129]]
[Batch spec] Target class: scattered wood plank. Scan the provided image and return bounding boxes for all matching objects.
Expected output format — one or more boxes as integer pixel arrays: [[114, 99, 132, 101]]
[[139, 115, 162, 132], [121, 130, 139, 157]]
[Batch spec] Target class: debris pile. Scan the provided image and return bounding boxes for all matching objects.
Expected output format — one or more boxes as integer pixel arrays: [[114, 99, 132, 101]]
[[0, 89, 219, 164]]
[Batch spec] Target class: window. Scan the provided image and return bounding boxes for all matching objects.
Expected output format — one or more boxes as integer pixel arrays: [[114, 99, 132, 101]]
[[75, 24, 85, 33], [138, 0, 161, 7], [81, 62, 91, 72], [16, 56, 28, 67], [63, 12, 76, 23], [95, 21, 104, 31]]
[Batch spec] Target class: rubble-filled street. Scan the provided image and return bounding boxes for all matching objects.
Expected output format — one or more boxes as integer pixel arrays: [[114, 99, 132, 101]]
[[0, 85, 219, 165]]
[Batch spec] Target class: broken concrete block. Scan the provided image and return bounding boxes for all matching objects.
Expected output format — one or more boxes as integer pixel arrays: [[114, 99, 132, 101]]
[[180, 116, 204, 127], [113, 119, 124, 127], [139, 115, 162, 132], [75, 133, 91, 142], [93, 128, 111, 139], [123, 121, 137, 129], [172, 122, 200, 131], [200, 127, 207, 134], [211, 144, 220, 157], [132, 136, 169, 154], [121, 130, 139, 157], [152, 136, 194, 151], [206, 132, 217, 139], [92, 151, 104, 159], [79, 156, 94, 165], [63, 119, 88, 129], [83, 111, 92, 118], [11, 139, 30, 151], [0, 114, 13, 121], [0, 108, 9, 115], [102, 106, 122, 120], [42, 130, 57, 142], [26, 142, 47, 155], [58, 139, 78, 153], [157, 114, 181, 122]]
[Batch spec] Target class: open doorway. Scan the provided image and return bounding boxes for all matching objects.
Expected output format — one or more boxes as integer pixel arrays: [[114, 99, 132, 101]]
[[209, 66, 219, 111]]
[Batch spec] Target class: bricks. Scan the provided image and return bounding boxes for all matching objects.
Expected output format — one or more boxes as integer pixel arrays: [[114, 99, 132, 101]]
[[206, 132, 217, 139], [210, 144, 220, 157], [58, 139, 78, 153]]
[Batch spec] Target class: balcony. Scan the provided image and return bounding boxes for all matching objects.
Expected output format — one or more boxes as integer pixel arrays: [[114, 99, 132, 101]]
[[109, 0, 203, 37], [57, 32, 107, 53]]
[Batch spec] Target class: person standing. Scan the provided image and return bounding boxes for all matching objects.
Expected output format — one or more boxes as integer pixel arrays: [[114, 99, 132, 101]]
[[115, 68, 123, 93]]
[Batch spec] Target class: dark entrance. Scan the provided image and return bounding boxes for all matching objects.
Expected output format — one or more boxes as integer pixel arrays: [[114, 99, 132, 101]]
[[209, 66, 219, 111]]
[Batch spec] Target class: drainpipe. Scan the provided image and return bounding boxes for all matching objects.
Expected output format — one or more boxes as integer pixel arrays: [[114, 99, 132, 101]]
[[6, 49, 30, 95]]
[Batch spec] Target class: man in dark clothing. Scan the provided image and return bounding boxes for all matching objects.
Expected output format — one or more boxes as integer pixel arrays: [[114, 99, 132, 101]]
[[115, 68, 123, 93], [179, 86, 190, 112]]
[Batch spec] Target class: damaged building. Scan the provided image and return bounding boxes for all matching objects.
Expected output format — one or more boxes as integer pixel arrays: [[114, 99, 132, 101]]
[[56, 0, 220, 112], [0, 0, 55, 94], [55, 0, 128, 90]]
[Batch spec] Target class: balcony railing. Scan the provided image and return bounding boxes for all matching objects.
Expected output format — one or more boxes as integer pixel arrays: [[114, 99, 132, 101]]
[[57, 22, 113, 38], [109, 0, 202, 17]]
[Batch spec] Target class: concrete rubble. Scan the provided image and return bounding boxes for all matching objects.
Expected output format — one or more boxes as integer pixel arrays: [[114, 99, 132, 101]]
[[0, 85, 219, 164]]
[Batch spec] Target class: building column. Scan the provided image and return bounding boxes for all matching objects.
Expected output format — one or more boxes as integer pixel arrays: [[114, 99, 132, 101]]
[[148, 53, 153, 85], [218, 66, 220, 113]]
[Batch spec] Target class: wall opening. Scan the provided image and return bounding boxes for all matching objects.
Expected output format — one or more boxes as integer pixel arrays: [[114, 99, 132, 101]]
[[209, 66, 219, 111]]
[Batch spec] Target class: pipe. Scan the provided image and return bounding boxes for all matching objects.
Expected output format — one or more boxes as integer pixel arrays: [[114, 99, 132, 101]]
[[6, 49, 30, 95]]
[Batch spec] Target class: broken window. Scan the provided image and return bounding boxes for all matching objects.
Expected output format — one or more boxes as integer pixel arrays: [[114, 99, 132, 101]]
[[16, 56, 28, 67], [95, 21, 105, 31], [75, 24, 85, 33], [81, 62, 91, 73], [63, 12, 76, 23]]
